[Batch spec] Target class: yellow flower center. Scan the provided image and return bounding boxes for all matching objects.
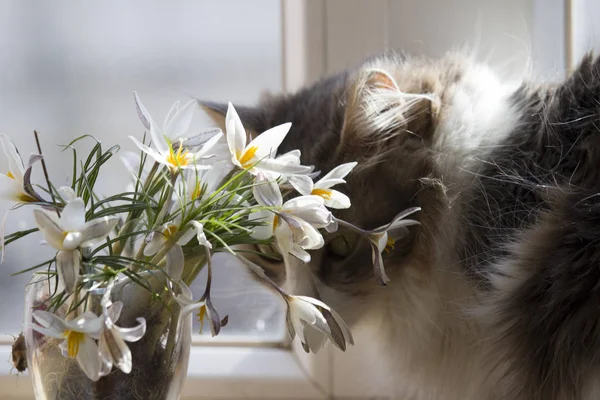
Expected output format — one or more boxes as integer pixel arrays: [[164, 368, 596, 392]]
[[384, 238, 396, 254], [167, 144, 189, 168], [196, 305, 207, 333], [311, 188, 332, 200], [6, 171, 15, 180], [163, 225, 178, 239], [64, 330, 85, 358], [272, 214, 280, 233], [238, 146, 258, 168]]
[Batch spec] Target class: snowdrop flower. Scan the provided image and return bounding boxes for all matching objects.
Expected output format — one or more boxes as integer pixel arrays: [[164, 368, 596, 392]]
[[290, 162, 357, 209], [173, 279, 223, 337], [286, 295, 353, 354], [250, 173, 332, 263], [143, 222, 195, 282], [239, 256, 353, 354], [130, 92, 222, 173], [0, 134, 43, 204], [337, 207, 421, 285], [33, 198, 119, 293], [225, 103, 311, 177], [30, 310, 105, 381], [98, 300, 146, 374], [179, 165, 226, 204], [0, 134, 44, 261], [144, 220, 211, 281]]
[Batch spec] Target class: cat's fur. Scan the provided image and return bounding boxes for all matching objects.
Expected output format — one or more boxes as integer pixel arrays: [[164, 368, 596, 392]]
[[201, 52, 600, 399]]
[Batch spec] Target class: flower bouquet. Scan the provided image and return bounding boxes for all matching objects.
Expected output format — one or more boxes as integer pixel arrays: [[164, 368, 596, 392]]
[[1, 93, 419, 399]]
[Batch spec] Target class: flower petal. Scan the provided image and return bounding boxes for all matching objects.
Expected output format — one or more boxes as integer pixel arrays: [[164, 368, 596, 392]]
[[205, 296, 222, 337], [58, 186, 77, 203], [22, 154, 43, 201], [164, 99, 195, 139], [177, 227, 196, 246], [63, 231, 82, 250], [33, 209, 65, 250], [116, 318, 146, 342], [0, 173, 22, 202], [256, 158, 314, 175], [31, 311, 67, 336], [281, 195, 324, 211], [29, 324, 66, 339], [317, 162, 357, 185], [107, 301, 123, 324], [61, 198, 86, 232], [76, 334, 103, 381], [163, 100, 180, 129], [100, 326, 133, 374], [143, 231, 164, 256], [0, 134, 24, 179], [276, 149, 302, 165], [296, 296, 354, 346], [248, 210, 275, 240], [56, 250, 81, 293], [133, 91, 152, 130], [194, 131, 224, 159], [191, 221, 212, 249], [288, 245, 312, 263], [247, 122, 291, 160], [252, 173, 282, 207], [371, 240, 390, 285], [371, 207, 422, 233], [166, 244, 184, 282], [225, 103, 247, 164], [129, 136, 166, 164], [64, 311, 105, 334], [288, 174, 314, 196], [322, 189, 351, 209], [303, 324, 328, 353], [81, 216, 119, 245]]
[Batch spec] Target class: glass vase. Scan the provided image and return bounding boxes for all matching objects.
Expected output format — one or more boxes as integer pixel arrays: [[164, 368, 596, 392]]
[[23, 273, 192, 400]]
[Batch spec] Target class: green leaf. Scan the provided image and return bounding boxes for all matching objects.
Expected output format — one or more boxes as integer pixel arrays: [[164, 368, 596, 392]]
[[4, 228, 39, 247]]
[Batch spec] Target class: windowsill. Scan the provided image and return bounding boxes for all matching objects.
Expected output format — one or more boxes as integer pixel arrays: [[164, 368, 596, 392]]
[[0, 342, 327, 399]]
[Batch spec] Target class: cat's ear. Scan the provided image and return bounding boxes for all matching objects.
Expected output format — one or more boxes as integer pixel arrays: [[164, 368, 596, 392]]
[[198, 101, 266, 136], [339, 68, 437, 155]]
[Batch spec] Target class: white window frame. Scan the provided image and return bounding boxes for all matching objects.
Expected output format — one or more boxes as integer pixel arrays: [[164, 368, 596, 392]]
[[0, 1, 570, 398]]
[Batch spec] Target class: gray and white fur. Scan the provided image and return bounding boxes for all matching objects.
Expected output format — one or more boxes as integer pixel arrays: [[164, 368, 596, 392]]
[[202, 52, 600, 400]]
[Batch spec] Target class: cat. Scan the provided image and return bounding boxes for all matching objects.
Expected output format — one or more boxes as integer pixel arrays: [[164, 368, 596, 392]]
[[200, 51, 600, 400]]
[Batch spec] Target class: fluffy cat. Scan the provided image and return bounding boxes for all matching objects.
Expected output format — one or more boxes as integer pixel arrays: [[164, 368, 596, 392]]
[[201, 52, 600, 400]]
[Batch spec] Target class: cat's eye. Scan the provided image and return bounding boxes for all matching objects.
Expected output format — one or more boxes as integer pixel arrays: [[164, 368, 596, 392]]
[[328, 233, 357, 258]]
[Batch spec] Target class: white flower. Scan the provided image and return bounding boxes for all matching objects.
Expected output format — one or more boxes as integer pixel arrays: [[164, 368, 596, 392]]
[[179, 165, 226, 204], [289, 162, 357, 209], [33, 198, 119, 293], [99, 300, 146, 374], [0, 134, 43, 204], [143, 222, 196, 282], [172, 280, 223, 336], [250, 174, 332, 263], [190, 221, 212, 249], [225, 103, 311, 176], [0, 134, 43, 262], [239, 256, 353, 354], [286, 295, 353, 354], [130, 92, 222, 173], [30, 310, 105, 381], [364, 207, 421, 285]]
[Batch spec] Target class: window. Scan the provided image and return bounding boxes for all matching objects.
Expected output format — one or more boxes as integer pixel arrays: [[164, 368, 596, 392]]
[[0, 0, 581, 398]]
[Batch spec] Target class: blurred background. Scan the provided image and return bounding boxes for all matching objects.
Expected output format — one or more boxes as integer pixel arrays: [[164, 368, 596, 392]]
[[0, 0, 599, 362]]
